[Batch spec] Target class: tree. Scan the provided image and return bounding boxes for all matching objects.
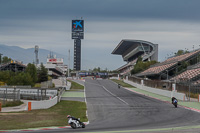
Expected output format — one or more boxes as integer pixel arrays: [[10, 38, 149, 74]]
[[2, 56, 11, 64], [131, 60, 157, 74], [175, 49, 189, 56], [93, 67, 101, 72], [136, 56, 142, 63], [7, 72, 33, 86], [176, 50, 184, 56], [26, 63, 38, 83], [0, 71, 11, 83], [37, 63, 48, 82]]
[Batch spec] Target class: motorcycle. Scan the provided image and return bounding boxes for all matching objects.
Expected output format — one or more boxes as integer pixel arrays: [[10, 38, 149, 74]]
[[118, 84, 121, 89], [172, 99, 178, 108], [68, 118, 85, 129]]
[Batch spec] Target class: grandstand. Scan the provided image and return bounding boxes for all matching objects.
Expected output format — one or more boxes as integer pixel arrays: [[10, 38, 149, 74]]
[[112, 40, 158, 75], [136, 49, 200, 80], [40, 53, 67, 78], [0, 60, 26, 72], [171, 63, 200, 84]]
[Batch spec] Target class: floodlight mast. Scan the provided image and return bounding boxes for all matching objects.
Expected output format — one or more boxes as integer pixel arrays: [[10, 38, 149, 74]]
[[35, 45, 39, 65]]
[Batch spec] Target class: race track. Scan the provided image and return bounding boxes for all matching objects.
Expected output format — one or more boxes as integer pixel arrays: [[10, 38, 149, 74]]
[[18, 79, 200, 133], [83, 79, 200, 132]]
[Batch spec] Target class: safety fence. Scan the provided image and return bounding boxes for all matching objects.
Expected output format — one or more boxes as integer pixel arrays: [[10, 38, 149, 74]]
[[0, 87, 57, 101], [0, 89, 20, 101], [128, 76, 200, 96]]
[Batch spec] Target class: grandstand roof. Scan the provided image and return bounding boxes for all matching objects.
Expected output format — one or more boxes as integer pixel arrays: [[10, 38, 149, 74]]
[[112, 39, 155, 55]]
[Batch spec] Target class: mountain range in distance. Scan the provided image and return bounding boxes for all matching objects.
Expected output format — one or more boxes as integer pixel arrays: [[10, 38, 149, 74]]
[[0, 44, 68, 64]]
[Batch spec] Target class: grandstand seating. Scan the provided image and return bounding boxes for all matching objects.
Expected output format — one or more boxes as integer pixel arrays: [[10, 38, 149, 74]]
[[192, 79, 200, 85], [139, 62, 176, 76], [117, 54, 146, 75], [163, 50, 199, 63], [117, 58, 138, 75], [137, 49, 200, 78], [0, 61, 26, 72], [171, 68, 200, 81]]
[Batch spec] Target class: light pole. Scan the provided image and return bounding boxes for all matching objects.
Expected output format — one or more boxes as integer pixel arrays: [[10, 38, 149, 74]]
[[0, 53, 2, 65], [188, 78, 191, 101], [166, 70, 168, 80]]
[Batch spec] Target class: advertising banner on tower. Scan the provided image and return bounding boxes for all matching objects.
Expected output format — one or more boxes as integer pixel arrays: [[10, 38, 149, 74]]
[[72, 32, 84, 39], [72, 20, 84, 32]]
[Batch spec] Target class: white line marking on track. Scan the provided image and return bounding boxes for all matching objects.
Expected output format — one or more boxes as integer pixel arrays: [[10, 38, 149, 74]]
[[85, 81, 129, 105], [102, 86, 129, 105], [86, 82, 102, 87]]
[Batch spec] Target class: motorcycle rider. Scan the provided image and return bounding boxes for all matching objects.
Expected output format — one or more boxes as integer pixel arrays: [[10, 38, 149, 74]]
[[67, 115, 81, 123], [171, 97, 178, 104], [118, 83, 121, 88]]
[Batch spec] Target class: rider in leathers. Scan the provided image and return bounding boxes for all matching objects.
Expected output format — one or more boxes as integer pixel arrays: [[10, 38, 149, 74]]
[[67, 115, 81, 123], [171, 97, 178, 104]]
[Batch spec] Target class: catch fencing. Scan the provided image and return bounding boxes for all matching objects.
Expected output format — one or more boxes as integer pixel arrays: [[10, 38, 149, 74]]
[[0, 88, 20, 101], [0, 87, 57, 101]]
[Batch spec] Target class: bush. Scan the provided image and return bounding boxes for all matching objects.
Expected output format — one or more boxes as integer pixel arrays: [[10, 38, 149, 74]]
[[8, 72, 34, 86], [1, 100, 23, 107], [34, 83, 41, 88]]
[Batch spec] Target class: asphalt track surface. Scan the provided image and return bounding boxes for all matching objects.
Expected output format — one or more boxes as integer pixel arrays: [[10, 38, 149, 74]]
[[15, 79, 200, 133]]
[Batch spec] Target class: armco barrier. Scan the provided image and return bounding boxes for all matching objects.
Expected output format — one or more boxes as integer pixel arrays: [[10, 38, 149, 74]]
[[27, 96, 58, 110], [124, 79, 187, 101]]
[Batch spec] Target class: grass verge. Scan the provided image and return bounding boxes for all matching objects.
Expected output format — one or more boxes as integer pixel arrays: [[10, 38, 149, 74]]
[[0, 100, 88, 130], [0, 100, 23, 107], [111, 79, 135, 88], [67, 80, 84, 90]]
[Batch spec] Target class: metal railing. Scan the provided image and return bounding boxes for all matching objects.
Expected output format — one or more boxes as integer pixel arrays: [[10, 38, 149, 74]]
[[0, 88, 20, 101]]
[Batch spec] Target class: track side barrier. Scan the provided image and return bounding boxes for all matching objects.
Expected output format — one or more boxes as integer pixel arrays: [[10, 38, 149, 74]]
[[26, 96, 58, 110], [124, 79, 187, 101]]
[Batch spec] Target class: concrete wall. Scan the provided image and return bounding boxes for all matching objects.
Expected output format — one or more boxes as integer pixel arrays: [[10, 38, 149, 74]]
[[27, 96, 58, 110], [123, 79, 187, 101]]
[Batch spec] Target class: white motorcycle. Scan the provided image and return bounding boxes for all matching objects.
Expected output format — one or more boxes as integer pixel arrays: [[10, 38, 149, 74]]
[[68, 118, 85, 129]]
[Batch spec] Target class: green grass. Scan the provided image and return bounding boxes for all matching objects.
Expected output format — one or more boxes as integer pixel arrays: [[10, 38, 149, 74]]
[[0, 100, 23, 107], [67, 80, 84, 90], [111, 79, 135, 88], [0, 100, 88, 130], [61, 92, 85, 98]]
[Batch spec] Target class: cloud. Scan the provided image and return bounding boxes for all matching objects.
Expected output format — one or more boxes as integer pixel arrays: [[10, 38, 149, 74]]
[[1, 0, 200, 70], [1, 0, 200, 21]]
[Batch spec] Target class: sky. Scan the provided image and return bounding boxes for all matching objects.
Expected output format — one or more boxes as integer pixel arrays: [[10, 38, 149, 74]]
[[1, 0, 200, 70]]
